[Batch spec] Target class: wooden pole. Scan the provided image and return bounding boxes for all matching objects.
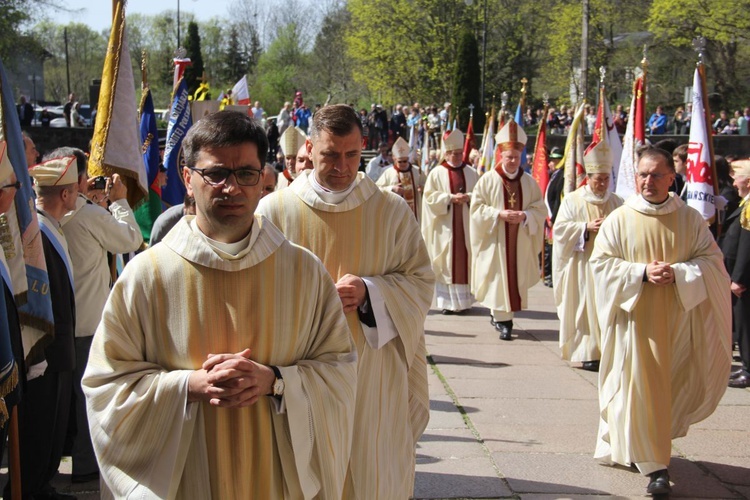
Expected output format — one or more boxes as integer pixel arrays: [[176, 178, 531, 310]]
[[8, 406, 22, 499]]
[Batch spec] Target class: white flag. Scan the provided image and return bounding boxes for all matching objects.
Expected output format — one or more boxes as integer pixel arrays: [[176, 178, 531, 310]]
[[685, 67, 716, 221], [615, 90, 638, 200]]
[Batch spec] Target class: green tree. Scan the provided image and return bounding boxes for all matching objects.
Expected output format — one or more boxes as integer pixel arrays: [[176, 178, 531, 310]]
[[183, 21, 205, 96], [311, 6, 364, 105], [452, 28, 483, 131], [32, 21, 107, 103], [251, 23, 309, 112], [346, 0, 468, 106], [648, 0, 750, 109], [223, 27, 248, 83]]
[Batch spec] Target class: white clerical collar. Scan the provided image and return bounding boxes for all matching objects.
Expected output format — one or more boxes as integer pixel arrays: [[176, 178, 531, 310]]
[[502, 166, 521, 179], [309, 171, 359, 204], [642, 194, 671, 209], [581, 184, 610, 204], [190, 218, 260, 260]]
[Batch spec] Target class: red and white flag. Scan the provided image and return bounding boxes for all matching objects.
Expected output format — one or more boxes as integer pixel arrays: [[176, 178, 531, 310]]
[[685, 66, 716, 221], [615, 75, 645, 200], [232, 75, 250, 106]]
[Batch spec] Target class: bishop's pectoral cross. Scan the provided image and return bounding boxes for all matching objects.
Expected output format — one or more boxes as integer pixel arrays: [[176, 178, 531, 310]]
[[508, 191, 517, 208]]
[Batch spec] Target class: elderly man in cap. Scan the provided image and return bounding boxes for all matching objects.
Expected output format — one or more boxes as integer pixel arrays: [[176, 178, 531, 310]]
[[723, 159, 750, 388], [376, 137, 424, 221], [276, 126, 306, 189], [422, 128, 479, 314], [553, 141, 623, 371], [8, 156, 78, 500], [470, 119, 546, 339]]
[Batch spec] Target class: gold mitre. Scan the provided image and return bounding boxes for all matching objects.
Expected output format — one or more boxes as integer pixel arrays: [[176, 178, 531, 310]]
[[443, 129, 464, 152], [0, 142, 14, 185], [392, 137, 410, 159], [494, 118, 527, 152], [29, 156, 78, 186], [279, 126, 306, 157], [583, 140, 613, 175], [731, 159, 750, 177]]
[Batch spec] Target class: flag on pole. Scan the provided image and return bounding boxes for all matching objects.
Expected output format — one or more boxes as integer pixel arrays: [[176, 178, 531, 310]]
[[420, 125, 430, 174], [685, 65, 718, 221], [561, 103, 587, 194], [231, 75, 250, 106], [0, 56, 53, 369], [514, 103, 528, 167], [462, 113, 476, 165], [585, 84, 623, 190], [615, 74, 645, 200], [531, 105, 550, 195], [133, 86, 163, 242], [162, 78, 192, 207], [479, 107, 495, 175], [88, 0, 148, 208]]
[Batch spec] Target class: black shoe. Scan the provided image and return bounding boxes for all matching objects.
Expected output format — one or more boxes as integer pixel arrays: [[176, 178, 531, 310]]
[[728, 373, 750, 388], [71, 471, 99, 484], [730, 368, 747, 380], [35, 486, 78, 500], [581, 360, 600, 372], [646, 469, 671, 495], [496, 321, 513, 341], [441, 309, 456, 315]]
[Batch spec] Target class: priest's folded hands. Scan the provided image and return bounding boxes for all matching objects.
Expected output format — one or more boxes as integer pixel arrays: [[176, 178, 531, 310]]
[[187, 348, 276, 408], [645, 260, 675, 286], [498, 209, 526, 224]]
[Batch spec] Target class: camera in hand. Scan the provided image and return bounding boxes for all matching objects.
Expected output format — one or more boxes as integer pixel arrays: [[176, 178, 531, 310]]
[[92, 176, 108, 190]]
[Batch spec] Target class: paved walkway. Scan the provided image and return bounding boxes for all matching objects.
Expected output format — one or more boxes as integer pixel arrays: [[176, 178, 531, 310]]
[[2, 283, 747, 499], [414, 282, 750, 499]]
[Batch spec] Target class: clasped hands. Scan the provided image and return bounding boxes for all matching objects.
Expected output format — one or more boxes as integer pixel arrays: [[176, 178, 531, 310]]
[[450, 193, 470, 205], [645, 260, 675, 286], [188, 348, 275, 408], [498, 210, 526, 225]]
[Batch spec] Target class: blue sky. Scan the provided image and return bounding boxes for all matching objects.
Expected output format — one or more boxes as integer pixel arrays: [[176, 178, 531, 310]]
[[58, 0, 232, 32]]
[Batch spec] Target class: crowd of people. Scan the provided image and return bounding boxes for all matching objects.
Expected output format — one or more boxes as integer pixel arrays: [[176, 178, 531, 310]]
[[3, 90, 748, 499]]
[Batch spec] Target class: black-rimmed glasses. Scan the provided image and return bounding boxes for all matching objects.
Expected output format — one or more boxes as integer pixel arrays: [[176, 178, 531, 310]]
[[188, 166, 263, 187], [0, 181, 20, 190]]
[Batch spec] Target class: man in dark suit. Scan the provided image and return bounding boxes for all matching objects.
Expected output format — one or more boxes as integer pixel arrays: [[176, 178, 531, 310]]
[[17, 96, 33, 127], [722, 159, 750, 388]]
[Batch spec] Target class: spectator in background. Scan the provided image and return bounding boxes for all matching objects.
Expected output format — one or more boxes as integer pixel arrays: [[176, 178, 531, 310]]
[[672, 143, 688, 199], [359, 108, 370, 147], [721, 118, 739, 135], [17, 96, 33, 127], [547, 107, 562, 135], [149, 194, 196, 246], [738, 107, 750, 135], [584, 104, 596, 136], [40, 108, 52, 127], [685, 103, 693, 132], [277, 102, 292, 135], [63, 93, 75, 127], [261, 164, 278, 198], [647, 105, 668, 134], [716, 156, 742, 229], [672, 106, 687, 134], [390, 104, 407, 140], [70, 102, 82, 128], [251, 101, 264, 121], [294, 103, 312, 134], [713, 110, 730, 134], [266, 118, 279, 162], [614, 104, 627, 134]]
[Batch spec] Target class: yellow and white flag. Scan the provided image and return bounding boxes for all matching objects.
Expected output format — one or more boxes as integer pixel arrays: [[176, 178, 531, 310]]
[[88, 0, 148, 208]]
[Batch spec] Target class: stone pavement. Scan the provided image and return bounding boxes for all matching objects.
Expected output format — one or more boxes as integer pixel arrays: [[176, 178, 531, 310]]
[[414, 282, 750, 499], [1, 283, 747, 499]]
